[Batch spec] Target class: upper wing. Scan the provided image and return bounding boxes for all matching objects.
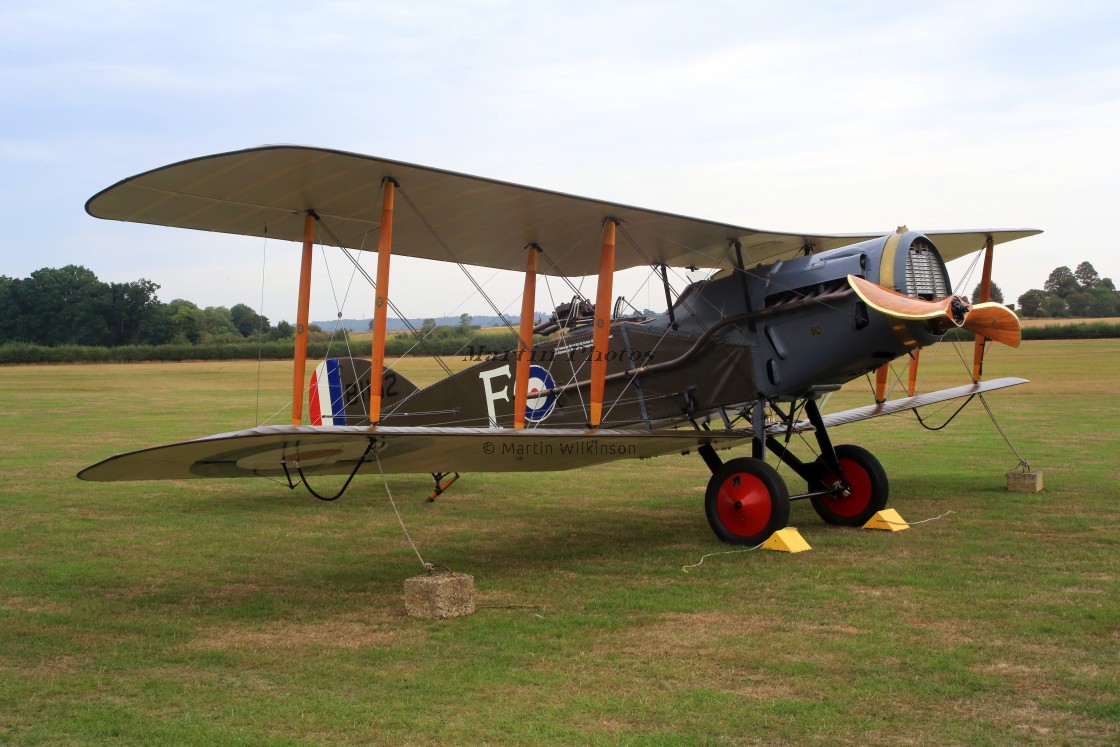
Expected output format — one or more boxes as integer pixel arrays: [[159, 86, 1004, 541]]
[[86, 145, 1041, 275]]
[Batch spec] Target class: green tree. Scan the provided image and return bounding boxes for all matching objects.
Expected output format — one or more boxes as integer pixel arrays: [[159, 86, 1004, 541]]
[[1066, 292, 1095, 317], [201, 306, 238, 337], [230, 303, 270, 337], [137, 302, 177, 345], [1087, 287, 1119, 316], [458, 313, 473, 330], [103, 278, 162, 346], [1074, 261, 1101, 289], [1043, 266, 1079, 298], [971, 282, 1005, 304], [1016, 289, 1048, 317], [1041, 294, 1068, 317], [166, 299, 206, 343], [20, 265, 111, 345], [0, 276, 19, 343], [269, 320, 294, 341]]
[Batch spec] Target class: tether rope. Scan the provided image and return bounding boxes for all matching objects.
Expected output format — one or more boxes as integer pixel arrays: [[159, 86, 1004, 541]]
[[682, 541, 767, 572], [978, 393, 1032, 471], [877, 510, 956, 526], [374, 451, 433, 572]]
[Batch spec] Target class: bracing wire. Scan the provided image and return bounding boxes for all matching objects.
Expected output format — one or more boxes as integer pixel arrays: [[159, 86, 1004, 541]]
[[396, 186, 521, 339]]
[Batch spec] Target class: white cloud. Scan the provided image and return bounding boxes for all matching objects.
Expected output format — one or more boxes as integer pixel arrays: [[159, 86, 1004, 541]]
[[2, 0, 1118, 318]]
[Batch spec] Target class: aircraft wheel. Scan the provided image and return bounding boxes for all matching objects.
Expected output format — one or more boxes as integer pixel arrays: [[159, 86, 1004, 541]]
[[705, 457, 790, 545], [809, 445, 889, 526]]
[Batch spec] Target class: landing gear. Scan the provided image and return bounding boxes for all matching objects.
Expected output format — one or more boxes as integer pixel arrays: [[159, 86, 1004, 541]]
[[808, 444, 888, 526], [696, 394, 892, 543], [704, 457, 790, 545]]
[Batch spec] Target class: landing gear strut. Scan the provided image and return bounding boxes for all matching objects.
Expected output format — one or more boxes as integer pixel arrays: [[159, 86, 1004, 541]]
[[697, 395, 890, 543]]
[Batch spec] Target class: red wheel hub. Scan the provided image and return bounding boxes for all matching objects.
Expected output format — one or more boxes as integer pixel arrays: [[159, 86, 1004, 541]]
[[715, 472, 771, 538], [820, 457, 873, 518]]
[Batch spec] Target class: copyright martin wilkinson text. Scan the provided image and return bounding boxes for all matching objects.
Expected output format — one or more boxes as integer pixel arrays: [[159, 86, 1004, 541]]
[[482, 441, 638, 456]]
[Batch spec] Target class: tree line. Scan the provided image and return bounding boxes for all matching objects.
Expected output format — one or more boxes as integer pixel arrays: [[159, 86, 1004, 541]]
[[0, 265, 311, 347], [3, 262, 1116, 351], [1016, 261, 1118, 318]]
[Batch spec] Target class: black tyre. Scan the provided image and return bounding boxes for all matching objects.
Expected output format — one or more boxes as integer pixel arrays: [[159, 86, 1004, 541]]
[[704, 457, 791, 545], [809, 445, 889, 526]]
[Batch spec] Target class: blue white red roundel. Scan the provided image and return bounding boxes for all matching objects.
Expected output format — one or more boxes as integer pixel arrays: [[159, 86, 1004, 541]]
[[524, 364, 557, 423]]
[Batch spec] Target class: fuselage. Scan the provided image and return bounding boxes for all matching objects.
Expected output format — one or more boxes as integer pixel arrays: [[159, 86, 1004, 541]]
[[375, 231, 954, 429]]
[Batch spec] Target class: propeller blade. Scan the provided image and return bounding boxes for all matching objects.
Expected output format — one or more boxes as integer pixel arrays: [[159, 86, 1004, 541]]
[[847, 275, 1021, 348], [847, 274, 957, 321], [961, 302, 1022, 348]]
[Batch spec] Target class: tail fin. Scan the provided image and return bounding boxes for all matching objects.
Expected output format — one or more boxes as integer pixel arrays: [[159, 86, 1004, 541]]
[[309, 357, 419, 425]]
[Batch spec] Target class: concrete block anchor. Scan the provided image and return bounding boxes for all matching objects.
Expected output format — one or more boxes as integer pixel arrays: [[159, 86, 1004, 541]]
[[1007, 470, 1043, 492], [404, 572, 476, 619]]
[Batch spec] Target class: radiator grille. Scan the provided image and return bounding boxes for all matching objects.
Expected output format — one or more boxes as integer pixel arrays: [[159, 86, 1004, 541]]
[[905, 238, 949, 299]]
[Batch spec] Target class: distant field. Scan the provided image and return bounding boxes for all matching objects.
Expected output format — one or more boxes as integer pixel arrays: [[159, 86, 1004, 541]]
[[1020, 316, 1120, 327], [0, 340, 1116, 744]]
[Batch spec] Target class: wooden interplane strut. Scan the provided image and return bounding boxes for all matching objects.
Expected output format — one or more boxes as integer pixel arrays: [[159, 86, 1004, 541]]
[[291, 213, 315, 424], [369, 179, 397, 423], [589, 220, 617, 427], [513, 246, 539, 429], [972, 237, 995, 383]]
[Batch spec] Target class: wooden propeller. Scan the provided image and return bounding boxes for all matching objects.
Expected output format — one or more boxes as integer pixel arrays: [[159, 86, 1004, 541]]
[[848, 274, 1020, 348]]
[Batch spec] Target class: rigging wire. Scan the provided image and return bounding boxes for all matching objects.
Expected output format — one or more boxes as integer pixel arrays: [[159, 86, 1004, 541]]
[[396, 186, 521, 339]]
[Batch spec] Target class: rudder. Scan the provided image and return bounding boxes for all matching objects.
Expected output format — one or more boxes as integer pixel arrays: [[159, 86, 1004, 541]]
[[309, 357, 419, 425]]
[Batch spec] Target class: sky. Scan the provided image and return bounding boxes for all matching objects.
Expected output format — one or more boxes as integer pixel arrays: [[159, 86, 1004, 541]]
[[2, 0, 1118, 324]]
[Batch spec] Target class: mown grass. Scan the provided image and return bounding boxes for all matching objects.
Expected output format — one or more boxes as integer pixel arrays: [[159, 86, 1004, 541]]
[[1, 340, 1117, 745]]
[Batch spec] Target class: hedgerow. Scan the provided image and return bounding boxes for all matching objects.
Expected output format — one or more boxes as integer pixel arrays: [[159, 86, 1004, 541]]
[[4, 324, 1114, 365], [0, 331, 524, 364]]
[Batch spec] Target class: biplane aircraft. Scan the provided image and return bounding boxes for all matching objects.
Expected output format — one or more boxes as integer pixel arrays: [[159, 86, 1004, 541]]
[[79, 146, 1037, 545]]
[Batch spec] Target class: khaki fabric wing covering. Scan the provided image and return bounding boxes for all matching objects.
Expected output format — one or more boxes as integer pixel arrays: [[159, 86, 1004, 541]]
[[87, 146, 1041, 275]]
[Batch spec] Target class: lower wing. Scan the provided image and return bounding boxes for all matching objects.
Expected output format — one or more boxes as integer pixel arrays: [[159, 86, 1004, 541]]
[[78, 377, 1027, 482]]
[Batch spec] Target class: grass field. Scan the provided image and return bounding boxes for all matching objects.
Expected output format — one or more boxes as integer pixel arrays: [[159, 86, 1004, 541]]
[[1, 341, 1117, 745]]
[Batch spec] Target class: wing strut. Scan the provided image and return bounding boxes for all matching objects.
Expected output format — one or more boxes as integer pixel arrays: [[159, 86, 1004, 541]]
[[291, 212, 316, 424], [589, 219, 617, 428], [369, 178, 398, 423], [874, 363, 889, 403], [972, 236, 995, 382], [907, 348, 921, 396], [513, 245, 540, 429]]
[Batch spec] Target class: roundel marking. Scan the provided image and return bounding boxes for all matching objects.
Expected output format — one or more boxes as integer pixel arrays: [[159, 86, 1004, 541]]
[[524, 364, 558, 423]]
